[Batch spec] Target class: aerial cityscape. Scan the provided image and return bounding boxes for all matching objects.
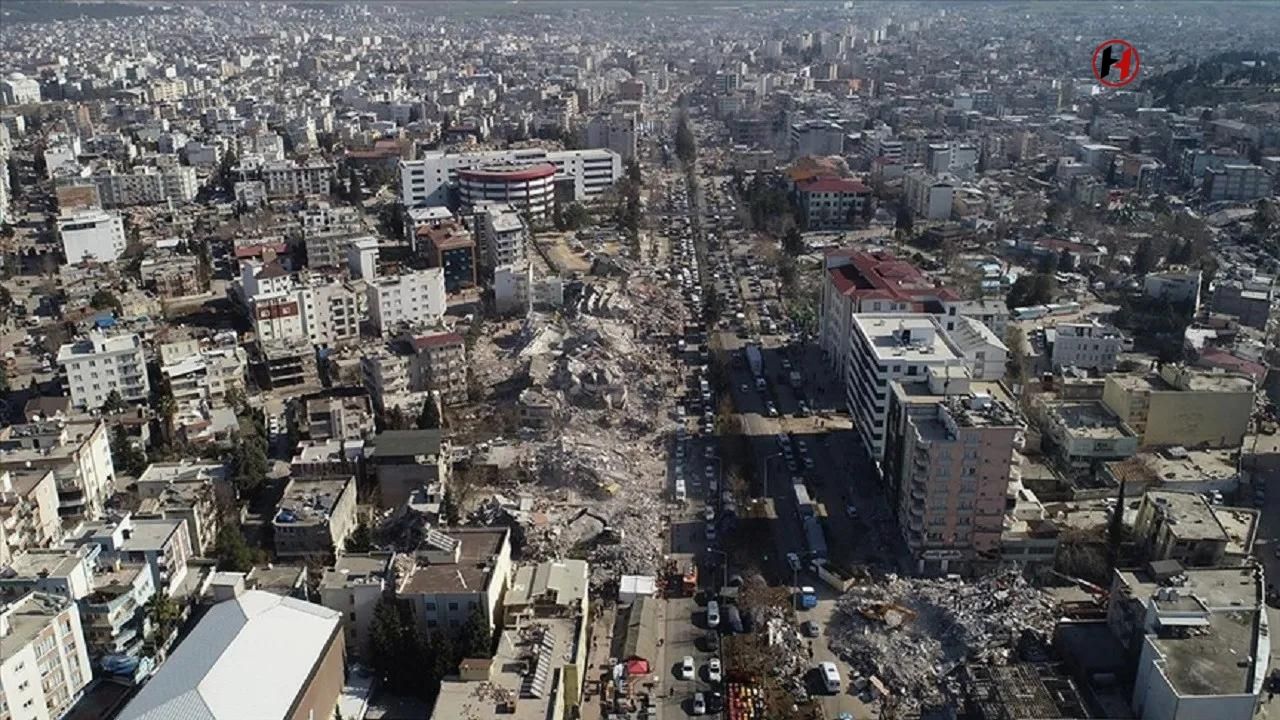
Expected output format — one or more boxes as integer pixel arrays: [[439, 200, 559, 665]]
[[0, 2, 1278, 719]]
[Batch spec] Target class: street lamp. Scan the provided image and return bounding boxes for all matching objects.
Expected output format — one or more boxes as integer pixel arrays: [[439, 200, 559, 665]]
[[762, 452, 782, 498]]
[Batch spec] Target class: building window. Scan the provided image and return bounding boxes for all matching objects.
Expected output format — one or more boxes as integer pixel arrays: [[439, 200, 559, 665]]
[[448, 602, 459, 612]]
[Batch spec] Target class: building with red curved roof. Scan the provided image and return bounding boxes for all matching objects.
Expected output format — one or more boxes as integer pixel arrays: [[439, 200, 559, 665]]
[[457, 162, 557, 220]]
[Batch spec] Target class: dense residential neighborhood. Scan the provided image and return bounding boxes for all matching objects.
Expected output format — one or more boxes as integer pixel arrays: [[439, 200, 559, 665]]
[[0, 2, 1279, 720]]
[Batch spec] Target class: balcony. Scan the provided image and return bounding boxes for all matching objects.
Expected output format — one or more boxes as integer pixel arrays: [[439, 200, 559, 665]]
[[910, 487, 927, 502]]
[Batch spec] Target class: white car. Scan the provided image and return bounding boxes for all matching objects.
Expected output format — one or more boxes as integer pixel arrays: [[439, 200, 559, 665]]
[[706, 601, 720, 628], [679, 655, 695, 680], [704, 507, 716, 522], [692, 692, 707, 715], [707, 658, 722, 683]]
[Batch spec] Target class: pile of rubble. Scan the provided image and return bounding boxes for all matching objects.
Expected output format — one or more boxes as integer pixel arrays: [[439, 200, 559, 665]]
[[761, 608, 816, 702], [826, 570, 1060, 713]]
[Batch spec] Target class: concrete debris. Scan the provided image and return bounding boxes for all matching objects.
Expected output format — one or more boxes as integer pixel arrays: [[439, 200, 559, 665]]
[[461, 263, 687, 587], [826, 569, 1060, 715]]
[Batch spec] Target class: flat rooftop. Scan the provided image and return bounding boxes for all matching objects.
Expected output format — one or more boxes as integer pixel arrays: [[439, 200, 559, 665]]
[[0, 548, 90, 582], [1109, 449, 1238, 487], [1142, 491, 1229, 542], [1154, 610, 1257, 697], [402, 528, 508, 596], [277, 476, 353, 526], [1109, 371, 1254, 395], [123, 519, 183, 551], [431, 617, 582, 720], [0, 593, 71, 661], [1118, 565, 1259, 611], [1047, 401, 1134, 439], [853, 314, 964, 364], [320, 554, 390, 590]]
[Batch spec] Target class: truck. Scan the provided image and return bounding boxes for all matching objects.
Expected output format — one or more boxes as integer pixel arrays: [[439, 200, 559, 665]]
[[745, 344, 763, 378]]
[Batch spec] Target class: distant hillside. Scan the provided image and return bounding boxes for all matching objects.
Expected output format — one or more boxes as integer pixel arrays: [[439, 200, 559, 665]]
[[1145, 51, 1280, 109], [0, 1, 174, 23]]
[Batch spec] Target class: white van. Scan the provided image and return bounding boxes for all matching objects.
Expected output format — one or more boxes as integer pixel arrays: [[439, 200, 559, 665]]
[[819, 662, 841, 693]]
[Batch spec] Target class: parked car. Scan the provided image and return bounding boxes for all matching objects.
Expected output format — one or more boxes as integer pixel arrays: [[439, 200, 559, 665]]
[[692, 692, 707, 715], [679, 656, 695, 680], [707, 658, 722, 683], [801, 620, 820, 638]]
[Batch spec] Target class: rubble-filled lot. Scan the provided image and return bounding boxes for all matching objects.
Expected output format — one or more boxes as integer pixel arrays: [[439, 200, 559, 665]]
[[826, 570, 1060, 714], [458, 250, 689, 585]]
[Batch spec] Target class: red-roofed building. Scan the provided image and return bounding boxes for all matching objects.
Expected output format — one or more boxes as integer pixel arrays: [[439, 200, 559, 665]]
[[795, 175, 872, 230], [819, 250, 966, 376], [417, 221, 476, 292]]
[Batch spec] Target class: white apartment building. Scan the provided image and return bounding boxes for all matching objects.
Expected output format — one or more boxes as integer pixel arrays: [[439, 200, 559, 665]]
[[58, 210, 126, 265], [903, 169, 954, 221], [0, 420, 115, 520], [0, 72, 41, 105], [1050, 322, 1125, 372], [300, 200, 363, 238], [367, 268, 446, 336], [399, 147, 622, 207], [361, 349, 415, 413], [584, 112, 638, 161], [494, 261, 534, 316], [847, 314, 971, 463], [474, 202, 529, 269], [1143, 269, 1201, 310], [789, 119, 845, 158], [240, 261, 360, 347], [56, 331, 151, 410], [261, 160, 335, 197], [93, 165, 197, 207], [158, 338, 247, 414], [298, 279, 361, 347], [0, 593, 93, 720]]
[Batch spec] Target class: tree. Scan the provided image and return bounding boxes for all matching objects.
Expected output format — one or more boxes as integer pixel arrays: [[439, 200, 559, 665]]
[[626, 159, 641, 185], [110, 425, 147, 476], [894, 205, 914, 235], [382, 405, 412, 431], [346, 168, 364, 204], [560, 202, 591, 231], [0, 364, 9, 395], [345, 521, 373, 553], [215, 524, 258, 572], [1006, 273, 1057, 309], [457, 605, 493, 660], [369, 598, 432, 696], [90, 288, 123, 315], [1133, 237, 1157, 275], [674, 112, 697, 165], [102, 389, 128, 414], [216, 149, 239, 193], [440, 488, 462, 526], [1107, 480, 1127, 573], [143, 593, 182, 656], [0, 284, 11, 325], [1037, 252, 1057, 275], [417, 394, 441, 430], [860, 195, 876, 224], [229, 428, 269, 498], [782, 225, 804, 256]]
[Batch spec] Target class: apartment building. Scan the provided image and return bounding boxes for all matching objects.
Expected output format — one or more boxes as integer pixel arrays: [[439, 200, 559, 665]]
[[473, 201, 529, 269], [80, 560, 156, 663], [819, 251, 972, 379], [418, 222, 477, 291], [398, 527, 512, 636], [0, 592, 92, 720], [56, 330, 151, 410], [585, 111, 638, 161], [58, 209, 126, 264], [298, 278, 361, 348], [1107, 566, 1267, 720], [1050, 322, 1125, 371], [794, 176, 871, 230], [115, 590, 345, 720], [366, 267, 446, 336], [66, 515, 192, 598], [361, 349, 415, 414], [366, 429, 450, 510], [239, 261, 361, 347], [134, 462, 225, 555], [318, 553, 392, 660], [93, 165, 197, 207], [847, 314, 971, 463], [305, 232, 371, 270], [1101, 365, 1255, 449], [1132, 491, 1232, 568], [789, 119, 845, 158], [1202, 163, 1270, 202], [1143, 268, 1202, 309], [303, 396, 376, 442], [0, 72, 41, 105], [158, 337, 246, 416], [903, 169, 954, 220], [406, 331, 468, 407], [1035, 400, 1140, 469], [884, 370, 1024, 575], [272, 476, 357, 559], [261, 160, 335, 197], [0, 469, 61, 566], [399, 147, 622, 207], [0, 420, 114, 521], [299, 199, 363, 238], [1211, 274, 1274, 330]]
